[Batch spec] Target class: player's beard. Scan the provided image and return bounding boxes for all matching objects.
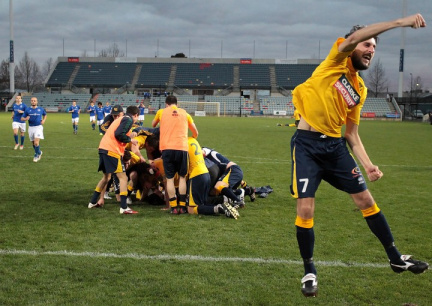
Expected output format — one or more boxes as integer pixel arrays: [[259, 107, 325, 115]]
[[351, 51, 371, 71]]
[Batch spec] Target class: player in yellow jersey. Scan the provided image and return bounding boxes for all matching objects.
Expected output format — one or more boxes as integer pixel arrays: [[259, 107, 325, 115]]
[[125, 129, 160, 164], [186, 137, 239, 219], [290, 14, 428, 297]]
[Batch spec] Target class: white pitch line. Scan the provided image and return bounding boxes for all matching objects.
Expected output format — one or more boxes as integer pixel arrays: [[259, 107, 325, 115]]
[[0, 249, 388, 268]]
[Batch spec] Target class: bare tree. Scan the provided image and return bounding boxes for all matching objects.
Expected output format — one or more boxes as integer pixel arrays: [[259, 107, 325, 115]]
[[0, 59, 10, 90], [413, 76, 423, 97], [98, 43, 125, 57], [42, 57, 54, 81], [365, 58, 388, 97], [15, 52, 43, 92]]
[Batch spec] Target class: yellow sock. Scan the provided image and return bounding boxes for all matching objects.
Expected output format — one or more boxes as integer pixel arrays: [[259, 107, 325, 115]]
[[361, 203, 380, 218], [295, 216, 314, 228]]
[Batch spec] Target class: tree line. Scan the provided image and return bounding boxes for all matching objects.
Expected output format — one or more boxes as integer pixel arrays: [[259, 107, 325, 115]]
[[0, 52, 53, 93]]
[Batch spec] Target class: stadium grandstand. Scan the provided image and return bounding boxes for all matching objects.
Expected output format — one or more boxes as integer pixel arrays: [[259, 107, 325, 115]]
[[4, 56, 410, 119]]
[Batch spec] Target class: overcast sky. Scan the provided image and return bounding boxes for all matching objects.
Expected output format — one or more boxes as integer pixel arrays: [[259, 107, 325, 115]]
[[1, 0, 431, 92]]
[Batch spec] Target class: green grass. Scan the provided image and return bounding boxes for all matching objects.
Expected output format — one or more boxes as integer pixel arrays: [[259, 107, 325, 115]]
[[0, 112, 431, 305]]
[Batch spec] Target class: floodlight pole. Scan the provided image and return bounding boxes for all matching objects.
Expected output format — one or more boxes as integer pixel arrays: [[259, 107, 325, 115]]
[[398, 0, 407, 98], [239, 86, 242, 117], [410, 73, 413, 102], [9, 0, 15, 94]]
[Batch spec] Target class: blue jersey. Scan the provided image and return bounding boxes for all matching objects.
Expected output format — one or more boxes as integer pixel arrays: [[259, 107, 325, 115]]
[[12, 103, 28, 122], [202, 148, 230, 174], [68, 105, 80, 119], [96, 107, 105, 120], [87, 105, 96, 116], [23, 106, 47, 127], [139, 105, 145, 115], [103, 105, 112, 114]]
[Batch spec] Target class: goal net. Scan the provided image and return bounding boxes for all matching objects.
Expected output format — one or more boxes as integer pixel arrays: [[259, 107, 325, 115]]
[[177, 101, 220, 117]]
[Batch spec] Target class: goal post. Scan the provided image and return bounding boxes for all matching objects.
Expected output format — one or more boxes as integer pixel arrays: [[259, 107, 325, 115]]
[[177, 101, 220, 117]]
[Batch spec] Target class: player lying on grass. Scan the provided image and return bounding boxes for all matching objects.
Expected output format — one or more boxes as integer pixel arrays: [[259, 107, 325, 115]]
[[185, 137, 239, 219], [202, 147, 249, 209]]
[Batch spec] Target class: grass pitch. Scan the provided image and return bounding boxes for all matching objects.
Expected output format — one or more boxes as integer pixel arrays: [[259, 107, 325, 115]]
[[0, 112, 431, 305]]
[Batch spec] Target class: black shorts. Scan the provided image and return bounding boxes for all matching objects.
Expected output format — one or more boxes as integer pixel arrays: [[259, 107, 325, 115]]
[[162, 149, 189, 179], [291, 130, 367, 198]]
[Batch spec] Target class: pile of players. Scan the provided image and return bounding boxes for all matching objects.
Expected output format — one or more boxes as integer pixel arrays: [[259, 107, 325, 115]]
[[88, 99, 255, 219]]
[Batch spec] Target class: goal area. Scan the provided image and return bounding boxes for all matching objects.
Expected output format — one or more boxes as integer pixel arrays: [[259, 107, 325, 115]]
[[177, 101, 220, 117]]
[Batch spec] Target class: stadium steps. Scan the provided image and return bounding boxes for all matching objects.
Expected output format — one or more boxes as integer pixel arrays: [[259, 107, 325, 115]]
[[166, 65, 177, 93], [269, 66, 278, 93], [233, 66, 240, 92], [131, 65, 142, 89], [67, 65, 81, 88]]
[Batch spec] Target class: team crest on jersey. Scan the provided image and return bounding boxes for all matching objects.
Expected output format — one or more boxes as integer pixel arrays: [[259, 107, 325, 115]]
[[334, 74, 360, 108], [351, 167, 362, 178], [351, 167, 365, 184]]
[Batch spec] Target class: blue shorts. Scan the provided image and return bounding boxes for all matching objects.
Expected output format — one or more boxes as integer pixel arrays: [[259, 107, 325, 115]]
[[162, 150, 188, 179], [187, 173, 211, 207], [290, 130, 367, 198]]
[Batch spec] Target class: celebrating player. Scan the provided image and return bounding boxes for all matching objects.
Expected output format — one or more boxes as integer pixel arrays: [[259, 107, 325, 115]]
[[290, 14, 428, 297]]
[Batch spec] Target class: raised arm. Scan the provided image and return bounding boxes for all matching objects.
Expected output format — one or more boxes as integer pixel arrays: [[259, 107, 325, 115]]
[[339, 13, 426, 52]]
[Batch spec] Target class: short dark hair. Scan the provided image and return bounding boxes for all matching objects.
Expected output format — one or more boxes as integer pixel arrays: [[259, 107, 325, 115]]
[[165, 95, 177, 105], [97, 102, 102, 106], [146, 134, 160, 151], [345, 25, 379, 44], [126, 105, 139, 116]]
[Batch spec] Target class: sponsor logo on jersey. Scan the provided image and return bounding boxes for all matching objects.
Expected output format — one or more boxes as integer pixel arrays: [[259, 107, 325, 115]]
[[333, 75, 360, 108]]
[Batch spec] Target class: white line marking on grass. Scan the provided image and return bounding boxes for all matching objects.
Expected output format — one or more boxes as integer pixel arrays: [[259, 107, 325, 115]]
[[0, 249, 388, 268]]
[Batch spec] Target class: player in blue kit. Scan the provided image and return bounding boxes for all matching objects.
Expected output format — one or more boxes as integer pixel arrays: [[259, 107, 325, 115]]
[[138, 101, 145, 126], [68, 101, 81, 134], [103, 102, 112, 117], [21, 97, 47, 162], [11, 95, 28, 150], [87, 101, 96, 130], [95, 102, 105, 135]]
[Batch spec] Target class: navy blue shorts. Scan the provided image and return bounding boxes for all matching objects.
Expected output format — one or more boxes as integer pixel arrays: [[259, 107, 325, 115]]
[[98, 150, 125, 174], [290, 130, 367, 198], [162, 150, 188, 179], [187, 173, 211, 207], [219, 164, 243, 189]]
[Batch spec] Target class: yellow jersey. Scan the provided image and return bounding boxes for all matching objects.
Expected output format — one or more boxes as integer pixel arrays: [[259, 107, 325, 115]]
[[187, 137, 208, 179], [125, 134, 147, 151], [292, 37, 367, 137]]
